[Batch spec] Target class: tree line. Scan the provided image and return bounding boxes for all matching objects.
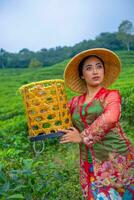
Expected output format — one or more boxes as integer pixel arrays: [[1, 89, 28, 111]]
[[0, 20, 134, 69]]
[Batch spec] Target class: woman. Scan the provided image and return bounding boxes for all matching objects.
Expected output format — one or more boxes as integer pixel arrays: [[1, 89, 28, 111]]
[[60, 48, 134, 200]]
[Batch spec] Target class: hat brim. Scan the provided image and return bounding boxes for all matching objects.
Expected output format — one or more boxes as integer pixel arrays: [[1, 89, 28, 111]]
[[64, 48, 121, 94]]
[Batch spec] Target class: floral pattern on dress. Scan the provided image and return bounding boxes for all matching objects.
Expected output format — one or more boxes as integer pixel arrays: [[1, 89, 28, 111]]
[[94, 152, 134, 188], [68, 86, 134, 199]]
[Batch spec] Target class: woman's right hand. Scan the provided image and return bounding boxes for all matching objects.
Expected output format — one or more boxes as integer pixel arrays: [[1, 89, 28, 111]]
[[59, 127, 83, 144]]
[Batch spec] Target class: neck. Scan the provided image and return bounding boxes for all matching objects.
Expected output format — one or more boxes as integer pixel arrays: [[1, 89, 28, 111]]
[[86, 85, 103, 98]]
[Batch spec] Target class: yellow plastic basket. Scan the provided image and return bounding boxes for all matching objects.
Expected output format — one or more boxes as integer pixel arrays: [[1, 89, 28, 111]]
[[19, 79, 72, 139]]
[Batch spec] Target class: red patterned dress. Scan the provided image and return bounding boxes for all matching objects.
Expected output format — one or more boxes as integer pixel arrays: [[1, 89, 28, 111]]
[[68, 86, 134, 200]]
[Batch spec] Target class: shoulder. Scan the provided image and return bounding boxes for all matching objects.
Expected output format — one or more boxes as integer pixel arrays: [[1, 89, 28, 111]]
[[105, 88, 121, 98], [68, 94, 83, 106], [102, 88, 121, 104], [67, 94, 84, 111]]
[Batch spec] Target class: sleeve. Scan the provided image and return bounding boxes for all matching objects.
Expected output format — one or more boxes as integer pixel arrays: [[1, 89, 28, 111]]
[[66, 96, 79, 115], [81, 90, 122, 146]]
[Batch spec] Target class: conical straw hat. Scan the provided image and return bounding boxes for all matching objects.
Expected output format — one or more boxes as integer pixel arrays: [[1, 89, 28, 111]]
[[64, 48, 121, 94]]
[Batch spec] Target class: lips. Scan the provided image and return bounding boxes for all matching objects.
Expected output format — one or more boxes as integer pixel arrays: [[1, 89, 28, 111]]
[[92, 76, 100, 80]]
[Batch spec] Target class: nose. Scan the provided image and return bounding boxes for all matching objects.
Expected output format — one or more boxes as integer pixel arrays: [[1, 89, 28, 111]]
[[93, 66, 98, 74]]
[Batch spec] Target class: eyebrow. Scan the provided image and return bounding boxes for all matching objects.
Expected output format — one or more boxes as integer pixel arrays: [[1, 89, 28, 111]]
[[84, 62, 103, 67]]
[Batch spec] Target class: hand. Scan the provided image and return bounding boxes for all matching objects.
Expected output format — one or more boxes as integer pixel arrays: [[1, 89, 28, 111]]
[[59, 127, 82, 144]]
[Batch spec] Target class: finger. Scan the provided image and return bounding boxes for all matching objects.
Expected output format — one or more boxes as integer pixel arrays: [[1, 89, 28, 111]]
[[60, 135, 68, 140], [60, 138, 70, 144], [69, 127, 79, 133], [60, 141, 67, 144], [68, 127, 75, 131]]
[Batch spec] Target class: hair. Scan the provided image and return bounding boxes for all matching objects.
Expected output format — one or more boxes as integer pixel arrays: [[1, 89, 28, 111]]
[[78, 55, 105, 78]]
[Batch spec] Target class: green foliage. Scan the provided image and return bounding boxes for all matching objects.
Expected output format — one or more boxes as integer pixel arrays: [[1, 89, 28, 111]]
[[28, 58, 43, 69], [0, 51, 134, 199]]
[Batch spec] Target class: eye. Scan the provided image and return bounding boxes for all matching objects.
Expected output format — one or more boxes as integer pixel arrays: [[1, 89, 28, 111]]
[[86, 66, 92, 70], [97, 65, 103, 69]]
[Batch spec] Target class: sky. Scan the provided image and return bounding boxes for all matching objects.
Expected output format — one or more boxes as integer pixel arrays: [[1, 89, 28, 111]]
[[0, 0, 134, 52]]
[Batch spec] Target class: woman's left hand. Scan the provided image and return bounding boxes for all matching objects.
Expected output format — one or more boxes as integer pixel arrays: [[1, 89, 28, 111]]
[[59, 127, 82, 144]]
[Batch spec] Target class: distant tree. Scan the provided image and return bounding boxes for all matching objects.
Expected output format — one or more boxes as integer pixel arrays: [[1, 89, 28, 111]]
[[40, 48, 47, 52], [117, 20, 134, 51], [70, 39, 95, 57], [19, 48, 34, 68], [0, 48, 6, 69], [95, 32, 123, 50], [19, 48, 30, 54], [28, 58, 42, 68]]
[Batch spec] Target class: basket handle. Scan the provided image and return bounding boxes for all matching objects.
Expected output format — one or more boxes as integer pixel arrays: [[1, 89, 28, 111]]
[[33, 140, 45, 155]]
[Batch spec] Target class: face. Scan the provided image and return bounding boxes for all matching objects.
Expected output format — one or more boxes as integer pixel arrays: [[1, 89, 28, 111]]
[[81, 57, 104, 87]]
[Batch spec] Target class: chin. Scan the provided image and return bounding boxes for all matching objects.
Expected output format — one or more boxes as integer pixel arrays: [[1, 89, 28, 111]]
[[90, 82, 101, 86], [89, 83, 100, 87], [92, 80, 103, 85]]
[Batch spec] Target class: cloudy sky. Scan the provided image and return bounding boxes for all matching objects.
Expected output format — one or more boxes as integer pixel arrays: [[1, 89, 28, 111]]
[[0, 0, 134, 52]]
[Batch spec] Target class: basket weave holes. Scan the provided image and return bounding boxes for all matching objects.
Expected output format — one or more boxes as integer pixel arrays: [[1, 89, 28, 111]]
[[38, 90, 46, 96], [35, 116, 42, 122], [50, 130, 56, 133], [64, 118, 69, 124], [32, 125, 39, 130], [55, 120, 62, 126], [52, 105, 59, 111], [46, 97, 53, 103], [59, 96, 63, 101], [62, 112, 65, 117], [43, 123, 51, 128], [47, 114, 56, 120], [63, 104, 66, 109], [40, 108, 47, 113], [60, 89, 64, 95], [29, 110, 36, 115], [50, 90, 56, 95], [32, 99, 40, 106]]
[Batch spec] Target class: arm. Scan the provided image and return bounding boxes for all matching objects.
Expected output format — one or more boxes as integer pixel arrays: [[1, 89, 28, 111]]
[[81, 90, 121, 146], [66, 96, 79, 115], [59, 96, 83, 144]]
